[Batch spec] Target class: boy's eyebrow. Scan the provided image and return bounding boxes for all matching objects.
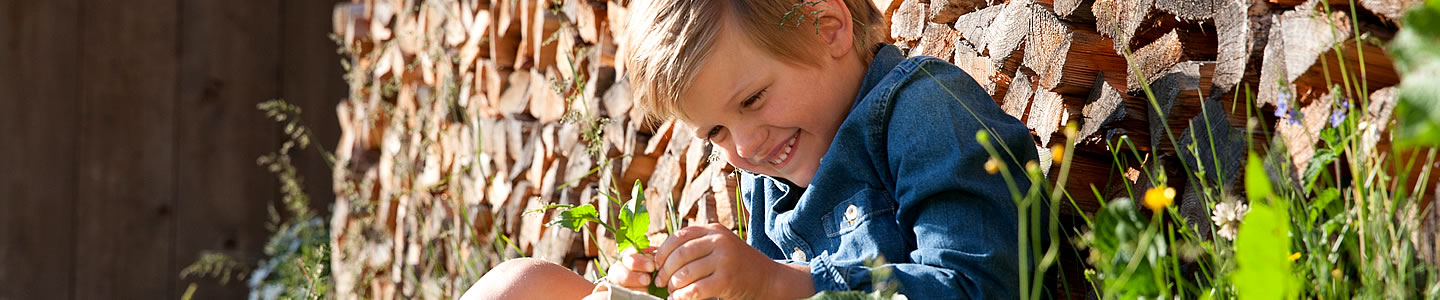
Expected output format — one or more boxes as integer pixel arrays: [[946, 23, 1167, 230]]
[[723, 74, 756, 110]]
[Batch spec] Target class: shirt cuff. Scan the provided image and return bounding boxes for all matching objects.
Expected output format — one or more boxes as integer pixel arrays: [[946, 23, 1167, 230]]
[[806, 251, 851, 291]]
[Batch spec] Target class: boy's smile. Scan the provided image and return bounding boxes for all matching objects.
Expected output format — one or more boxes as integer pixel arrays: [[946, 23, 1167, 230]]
[[675, 10, 866, 187]]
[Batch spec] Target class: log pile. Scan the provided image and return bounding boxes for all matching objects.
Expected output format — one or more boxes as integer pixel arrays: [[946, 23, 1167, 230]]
[[327, 0, 1412, 298], [329, 0, 738, 298]]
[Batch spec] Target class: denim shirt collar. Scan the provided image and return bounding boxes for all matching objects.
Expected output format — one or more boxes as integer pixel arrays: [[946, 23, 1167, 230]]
[[853, 44, 905, 111]]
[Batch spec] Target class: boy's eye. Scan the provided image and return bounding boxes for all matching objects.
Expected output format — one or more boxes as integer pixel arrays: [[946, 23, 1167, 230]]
[[706, 126, 724, 139], [741, 88, 766, 108]]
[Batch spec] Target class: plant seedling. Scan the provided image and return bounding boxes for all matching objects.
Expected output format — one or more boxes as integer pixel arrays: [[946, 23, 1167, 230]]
[[545, 180, 668, 298]]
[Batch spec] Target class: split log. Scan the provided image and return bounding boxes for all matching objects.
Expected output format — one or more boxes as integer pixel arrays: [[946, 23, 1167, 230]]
[[1156, 0, 1217, 22], [1023, 9, 1130, 95], [531, 70, 567, 123], [953, 43, 1006, 97], [1092, 0, 1156, 53], [892, 0, 929, 44], [1053, 0, 1097, 22], [1360, 0, 1423, 21], [531, 3, 563, 71], [1212, 0, 1251, 93], [490, 1, 524, 70], [952, 5, 1002, 53], [497, 70, 533, 116], [1003, 69, 1037, 120], [984, 0, 1034, 74], [1127, 30, 1185, 93], [1079, 72, 1128, 141], [929, 0, 988, 23], [1029, 89, 1068, 146], [1257, 4, 1352, 106], [1145, 62, 1205, 152], [913, 22, 961, 59], [1176, 99, 1246, 192]]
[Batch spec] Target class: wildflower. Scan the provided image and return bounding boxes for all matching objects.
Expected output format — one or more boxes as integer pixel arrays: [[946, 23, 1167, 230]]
[[1050, 145, 1066, 164], [1331, 268, 1342, 278], [1329, 98, 1349, 128], [1143, 186, 1176, 212], [1275, 89, 1301, 125], [1211, 201, 1251, 240], [984, 158, 1001, 175], [1288, 252, 1301, 261]]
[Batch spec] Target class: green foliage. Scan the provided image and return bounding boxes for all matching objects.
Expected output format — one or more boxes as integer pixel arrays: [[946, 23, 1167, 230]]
[[1233, 155, 1297, 299], [1086, 198, 1164, 299], [1391, 0, 1440, 148], [1233, 204, 1296, 300], [544, 180, 665, 298], [619, 182, 652, 252], [181, 100, 332, 300]]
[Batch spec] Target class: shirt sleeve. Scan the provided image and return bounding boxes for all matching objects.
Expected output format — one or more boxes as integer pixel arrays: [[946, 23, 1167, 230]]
[[815, 58, 1034, 299]]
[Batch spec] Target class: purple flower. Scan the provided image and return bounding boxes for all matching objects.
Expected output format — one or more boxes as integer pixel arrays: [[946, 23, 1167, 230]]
[[1329, 109, 1345, 128], [1275, 96, 1302, 125], [1275, 96, 1291, 119], [1330, 97, 1350, 128]]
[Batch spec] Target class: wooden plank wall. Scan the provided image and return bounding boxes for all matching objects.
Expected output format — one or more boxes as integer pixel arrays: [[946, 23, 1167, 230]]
[[0, 0, 346, 299]]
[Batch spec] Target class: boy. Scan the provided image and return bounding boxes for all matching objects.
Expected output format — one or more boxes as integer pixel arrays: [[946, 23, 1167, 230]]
[[466, 0, 1036, 298]]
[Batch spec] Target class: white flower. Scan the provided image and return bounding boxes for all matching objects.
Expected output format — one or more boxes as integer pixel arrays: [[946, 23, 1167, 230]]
[[1211, 201, 1250, 240]]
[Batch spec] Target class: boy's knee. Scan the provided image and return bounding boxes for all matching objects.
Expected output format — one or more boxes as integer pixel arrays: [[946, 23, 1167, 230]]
[[462, 258, 594, 300]]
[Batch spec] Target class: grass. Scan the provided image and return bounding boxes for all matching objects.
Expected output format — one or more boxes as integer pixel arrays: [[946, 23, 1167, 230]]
[[180, 100, 333, 300]]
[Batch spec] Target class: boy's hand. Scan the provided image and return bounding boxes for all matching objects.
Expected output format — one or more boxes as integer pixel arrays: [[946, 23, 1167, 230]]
[[605, 246, 659, 292], [653, 224, 815, 300]]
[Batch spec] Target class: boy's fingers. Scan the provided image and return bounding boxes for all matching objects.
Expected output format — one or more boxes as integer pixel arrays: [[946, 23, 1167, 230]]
[[621, 253, 656, 273], [670, 276, 719, 300], [665, 255, 720, 292], [655, 236, 716, 288], [607, 269, 651, 289], [653, 226, 717, 270]]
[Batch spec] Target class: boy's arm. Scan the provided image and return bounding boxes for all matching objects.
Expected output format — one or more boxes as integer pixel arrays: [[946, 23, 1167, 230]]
[[806, 59, 1033, 299]]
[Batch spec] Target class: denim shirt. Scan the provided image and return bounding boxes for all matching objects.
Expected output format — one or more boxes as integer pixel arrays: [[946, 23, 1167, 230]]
[[741, 44, 1037, 299]]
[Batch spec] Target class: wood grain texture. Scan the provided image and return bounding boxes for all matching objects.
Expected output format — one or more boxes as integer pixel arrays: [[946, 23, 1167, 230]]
[[75, 0, 179, 298], [0, 0, 79, 299], [174, 0, 283, 298]]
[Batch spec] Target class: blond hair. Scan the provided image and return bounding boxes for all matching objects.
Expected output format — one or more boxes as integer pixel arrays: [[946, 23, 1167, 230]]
[[623, 0, 886, 122]]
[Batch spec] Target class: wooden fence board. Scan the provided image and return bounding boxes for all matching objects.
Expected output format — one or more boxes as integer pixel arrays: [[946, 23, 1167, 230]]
[[0, 0, 80, 299], [283, 0, 348, 209], [173, 0, 283, 298], [73, 0, 180, 298]]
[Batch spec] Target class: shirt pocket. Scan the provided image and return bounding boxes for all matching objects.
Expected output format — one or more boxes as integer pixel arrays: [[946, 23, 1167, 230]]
[[824, 187, 900, 238]]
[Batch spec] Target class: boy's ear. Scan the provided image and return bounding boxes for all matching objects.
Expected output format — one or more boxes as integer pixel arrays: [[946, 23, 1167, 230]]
[[813, 0, 854, 59]]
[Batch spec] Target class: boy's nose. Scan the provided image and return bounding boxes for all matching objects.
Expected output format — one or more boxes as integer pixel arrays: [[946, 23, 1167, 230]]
[[729, 126, 769, 164]]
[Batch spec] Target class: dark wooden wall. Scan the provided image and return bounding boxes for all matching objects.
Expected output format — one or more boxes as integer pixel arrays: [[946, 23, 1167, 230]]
[[0, 0, 345, 299]]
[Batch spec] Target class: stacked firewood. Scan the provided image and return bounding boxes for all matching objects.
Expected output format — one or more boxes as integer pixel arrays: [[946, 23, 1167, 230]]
[[329, 0, 737, 298], [327, 0, 1412, 298], [889, 0, 1406, 216]]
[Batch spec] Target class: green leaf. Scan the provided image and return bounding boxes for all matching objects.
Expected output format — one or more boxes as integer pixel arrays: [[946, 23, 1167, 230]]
[[545, 204, 599, 230], [1233, 203, 1298, 300], [1301, 149, 1336, 192], [1390, 2, 1440, 148], [617, 180, 651, 252], [1244, 154, 1273, 204]]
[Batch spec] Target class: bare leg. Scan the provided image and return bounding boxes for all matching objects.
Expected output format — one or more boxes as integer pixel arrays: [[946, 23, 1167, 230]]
[[461, 258, 597, 300]]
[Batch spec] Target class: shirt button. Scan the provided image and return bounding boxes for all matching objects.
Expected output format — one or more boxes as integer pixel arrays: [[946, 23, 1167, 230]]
[[791, 247, 807, 262], [844, 204, 860, 224]]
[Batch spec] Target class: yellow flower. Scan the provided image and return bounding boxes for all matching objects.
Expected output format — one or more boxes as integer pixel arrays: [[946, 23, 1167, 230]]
[[1050, 145, 1066, 164], [1331, 268, 1342, 278], [1288, 252, 1301, 261], [984, 158, 1001, 174], [1143, 186, 1176, 212]]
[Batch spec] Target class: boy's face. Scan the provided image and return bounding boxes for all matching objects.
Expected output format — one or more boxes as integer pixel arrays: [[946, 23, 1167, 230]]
[[677, 23, 863, 187]]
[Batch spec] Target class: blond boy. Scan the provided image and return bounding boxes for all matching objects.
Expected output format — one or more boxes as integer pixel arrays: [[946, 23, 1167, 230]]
[[466, 0, 1036, 298]]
